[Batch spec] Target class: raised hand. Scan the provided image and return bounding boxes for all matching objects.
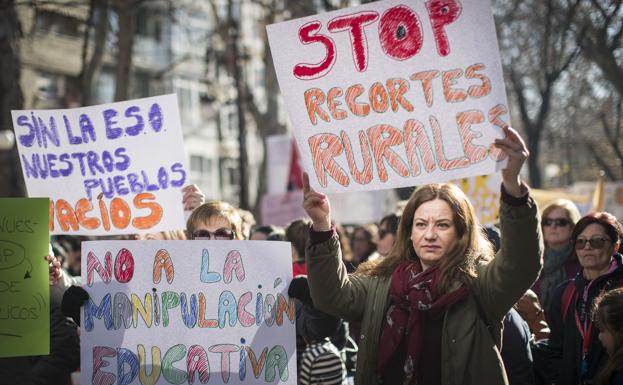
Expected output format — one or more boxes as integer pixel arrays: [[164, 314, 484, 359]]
[[302, 172, 332, 231], [182, 184, 206, 211], [46, 253, 62, 286], [493, 126, 529, 197]]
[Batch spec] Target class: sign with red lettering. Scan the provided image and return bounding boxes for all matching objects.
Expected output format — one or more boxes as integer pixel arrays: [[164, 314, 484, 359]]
[[11, 95, 188, 235], [267, 0, 508, 192]]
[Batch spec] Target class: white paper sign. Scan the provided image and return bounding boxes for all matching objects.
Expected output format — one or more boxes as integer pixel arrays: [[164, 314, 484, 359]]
[[81, 240, 296, 385], [267, 0, 508, 193], [12, 95, 188, 235]]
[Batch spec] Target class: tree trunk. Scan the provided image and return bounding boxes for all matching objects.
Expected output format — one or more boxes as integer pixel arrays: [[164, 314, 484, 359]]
[[114, 0, 137, 102], [80, 0, 109, 106], [0, 0, 26, 197], [527, 133, 542, 188]]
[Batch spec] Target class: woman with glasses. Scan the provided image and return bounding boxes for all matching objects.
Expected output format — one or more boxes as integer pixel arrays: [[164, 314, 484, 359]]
[[547, 211, 623, 385], [186, 201, 244, 240], [534, 199, 582, 313], [377, 213, 401, 257]]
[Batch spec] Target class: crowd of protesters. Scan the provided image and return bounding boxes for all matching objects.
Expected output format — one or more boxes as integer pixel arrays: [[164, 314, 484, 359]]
[[2, 126, 623, 385]]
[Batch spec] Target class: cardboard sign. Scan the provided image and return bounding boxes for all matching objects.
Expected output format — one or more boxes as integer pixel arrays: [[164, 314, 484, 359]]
[[267, 0, 508, 193], [12, 94, 188, 236], [454, 172, 501, 227], [0, 198, 50, 358], [81, 240, 296, 385]]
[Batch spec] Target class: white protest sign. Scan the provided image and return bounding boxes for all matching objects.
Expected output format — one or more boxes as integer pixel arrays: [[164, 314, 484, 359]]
[[81, 240, 296, 385], [267, 0, 508, 193], [12, 94, 188, 235]]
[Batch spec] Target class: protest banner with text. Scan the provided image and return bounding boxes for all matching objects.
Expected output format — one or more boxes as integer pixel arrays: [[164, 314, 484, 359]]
[[81, 240, 296, 385], [0, 198, 50, 358], [12, 95, 188, 235], [267, 0, 508, 192]]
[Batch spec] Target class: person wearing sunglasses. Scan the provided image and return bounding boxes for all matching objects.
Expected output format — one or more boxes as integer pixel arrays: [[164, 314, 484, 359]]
[[186, 200, 244, 240], [534, 199, 582, 314], [377, 213, 401, 257], [546, 211, 623, 385]]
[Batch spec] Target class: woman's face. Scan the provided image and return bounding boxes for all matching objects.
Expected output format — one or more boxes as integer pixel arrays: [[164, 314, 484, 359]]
[[377, 221, 395, 257], [411, 199, 458, 270], [191, 217, 236, 240], [543, 207, 573, 249], [598, 327, 615, 354], [575, 223, 614, 272], [351, 229, 373, 260]]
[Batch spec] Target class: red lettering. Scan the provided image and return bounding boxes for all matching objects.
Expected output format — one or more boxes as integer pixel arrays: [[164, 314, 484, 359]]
[[426, 0, 462, 56], [379, 5, 423, 60], [404, 119, 436, 176], [456, 110, 487, 163], [367, 124, 410, 182], [341, 130, 373, 185], [293, 21, 336, 80], [327, 11, 379, 72], [304, 88, 330, 125], [113, 248, 134, 283]]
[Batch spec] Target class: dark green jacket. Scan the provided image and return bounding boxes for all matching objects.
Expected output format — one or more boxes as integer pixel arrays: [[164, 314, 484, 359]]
[[306, 199, 543, 385]]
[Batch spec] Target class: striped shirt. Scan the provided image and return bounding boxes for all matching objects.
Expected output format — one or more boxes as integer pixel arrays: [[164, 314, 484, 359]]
[[299, 339, 347, 385]]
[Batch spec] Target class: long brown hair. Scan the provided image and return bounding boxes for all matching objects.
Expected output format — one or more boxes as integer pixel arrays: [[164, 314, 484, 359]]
[[356, 183, 494, 294], [593, 288, 623, 385]]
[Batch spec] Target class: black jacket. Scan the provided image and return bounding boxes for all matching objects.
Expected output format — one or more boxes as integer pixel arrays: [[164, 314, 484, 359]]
[[546, 254, 623, 385]]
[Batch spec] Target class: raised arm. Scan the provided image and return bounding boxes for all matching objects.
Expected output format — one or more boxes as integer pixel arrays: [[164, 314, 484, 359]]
[[302, 173, 368, 320], [475, 126, 544, 320]]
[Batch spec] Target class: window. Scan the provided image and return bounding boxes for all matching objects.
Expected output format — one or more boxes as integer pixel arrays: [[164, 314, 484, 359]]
[[34, 10, 81, 37]]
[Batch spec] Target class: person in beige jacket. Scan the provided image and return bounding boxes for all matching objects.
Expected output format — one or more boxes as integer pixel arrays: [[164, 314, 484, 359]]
[[301, 126, 543, 385]]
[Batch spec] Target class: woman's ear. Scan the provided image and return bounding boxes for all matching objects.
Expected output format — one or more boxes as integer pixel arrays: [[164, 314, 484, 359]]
[[613, 240, 620, 254]]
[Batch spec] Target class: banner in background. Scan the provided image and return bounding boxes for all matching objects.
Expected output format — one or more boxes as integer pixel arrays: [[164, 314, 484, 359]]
[[81, 240, 296, 385], [0, 198, 50, 357], [12, 94, 188, 236], [268, 0, 508, 193]]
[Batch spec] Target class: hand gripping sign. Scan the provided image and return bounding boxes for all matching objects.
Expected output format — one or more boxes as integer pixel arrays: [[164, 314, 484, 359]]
[[267, 0, 509, 192]]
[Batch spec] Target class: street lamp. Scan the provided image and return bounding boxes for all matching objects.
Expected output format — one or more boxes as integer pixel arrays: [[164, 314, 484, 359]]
[[0, 130, 15, 150]]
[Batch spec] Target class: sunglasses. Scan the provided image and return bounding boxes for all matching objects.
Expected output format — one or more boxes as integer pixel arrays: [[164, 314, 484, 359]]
[[574, 237, 612, 250], [192, 228, 235, 240], [543, 218, 570, 227], [379, 229, 395, 239]]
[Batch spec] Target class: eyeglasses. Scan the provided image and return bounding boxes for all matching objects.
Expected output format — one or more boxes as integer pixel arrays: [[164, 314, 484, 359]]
[[379, 229, 395, 239], [543, 218, 570, 227], [574, 237, 612, 250], [191, 228, 235, 240]]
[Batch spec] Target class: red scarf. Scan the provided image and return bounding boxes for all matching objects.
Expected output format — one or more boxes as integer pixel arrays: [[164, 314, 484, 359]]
[[377, 261, 468, 384]]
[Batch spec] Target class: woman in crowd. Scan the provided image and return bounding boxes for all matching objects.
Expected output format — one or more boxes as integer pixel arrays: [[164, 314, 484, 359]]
[[349, 224, 379, 266], [534, 199, 582, 313], [547, 211, 623, 385], [376, 213, 400, 257], [593, 287, 623, 385], [302, 126, 543, 385], [186, 200, 244, 240]]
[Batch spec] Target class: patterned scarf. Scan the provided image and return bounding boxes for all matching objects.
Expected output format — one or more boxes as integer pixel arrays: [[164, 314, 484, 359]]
[[377, 261, 468, 384], [540, 244, 573, 311]]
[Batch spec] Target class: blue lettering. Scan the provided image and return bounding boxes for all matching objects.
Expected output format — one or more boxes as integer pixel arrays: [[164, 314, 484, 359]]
[[157, 167, 169, 189], [35, 153, 49, 179], [127, 173, 144, 193], [125, 106, 144, 136], [86, 151, 104, 175], [63, 115, 82, 144], [148, 103, 163, 132], [70, 152, 88, 177], [104, 108, 122, 139], [16, 115, 35, 147], [101, 151, 115, 172], [142, 170, 159, 192], [79, 114, 96, 143], [47, 153, 60, 178], [58, 153, 73, 177], [114, 147, 130, 171], [83, 179, 100, 201], [200, 249, 221, 283], [20, 154, 38, 178], [170, 162, 187, 187], [113, 175, 130, 196], [180, 293, 198, 328], [218, 291, 238, 328], [37, 116, 60, 148], [84, 293, 113, 332]]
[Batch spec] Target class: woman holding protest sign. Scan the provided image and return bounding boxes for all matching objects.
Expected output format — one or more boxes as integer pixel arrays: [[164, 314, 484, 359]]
[[302, 126, 543, 385]]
